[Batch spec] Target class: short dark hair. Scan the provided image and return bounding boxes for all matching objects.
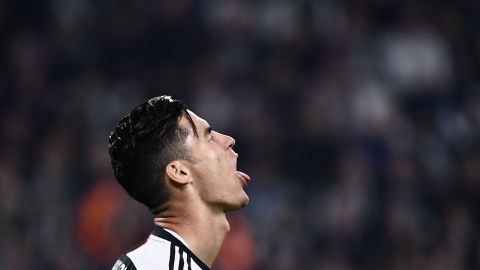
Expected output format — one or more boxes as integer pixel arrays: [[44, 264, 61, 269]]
[[108, 96, 197, 213]]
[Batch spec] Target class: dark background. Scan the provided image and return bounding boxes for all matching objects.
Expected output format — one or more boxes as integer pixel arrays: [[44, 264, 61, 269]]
[[1, 0, 480, 269]]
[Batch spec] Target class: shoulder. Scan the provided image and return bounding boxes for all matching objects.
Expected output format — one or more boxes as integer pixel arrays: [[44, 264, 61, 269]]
[[112, 228, 211, 270], [111, 237, 170, 270], [126, 236, 172, 270], [111, 254, 137, 270]]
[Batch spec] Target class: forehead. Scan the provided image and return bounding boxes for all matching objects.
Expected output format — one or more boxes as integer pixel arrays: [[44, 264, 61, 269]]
[[179, 109, 209, 133]]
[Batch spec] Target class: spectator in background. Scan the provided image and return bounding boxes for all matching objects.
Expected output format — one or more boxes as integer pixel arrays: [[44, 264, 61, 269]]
[[1, 0, 480, 269]]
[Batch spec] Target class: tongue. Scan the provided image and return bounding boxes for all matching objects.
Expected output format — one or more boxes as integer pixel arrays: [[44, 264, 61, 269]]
[[237, 171, 251, 182]]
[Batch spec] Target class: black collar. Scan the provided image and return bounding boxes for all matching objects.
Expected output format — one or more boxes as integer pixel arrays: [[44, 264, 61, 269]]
[[152, 226, 211, 270]]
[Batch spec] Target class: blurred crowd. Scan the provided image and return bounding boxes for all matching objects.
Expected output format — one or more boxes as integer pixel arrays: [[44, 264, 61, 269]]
[[1, 0, 480, 269]]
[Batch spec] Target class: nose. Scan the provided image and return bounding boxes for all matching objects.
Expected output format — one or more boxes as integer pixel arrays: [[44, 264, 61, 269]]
[[226, 135, 235, 149], [220, 132, 235, 150]]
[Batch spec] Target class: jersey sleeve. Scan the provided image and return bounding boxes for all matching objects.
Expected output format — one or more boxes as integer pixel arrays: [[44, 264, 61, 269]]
[[111, 254, 137, 270]]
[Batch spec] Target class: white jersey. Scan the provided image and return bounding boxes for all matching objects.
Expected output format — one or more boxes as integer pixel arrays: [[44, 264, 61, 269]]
[[111, 226, 210, 270]]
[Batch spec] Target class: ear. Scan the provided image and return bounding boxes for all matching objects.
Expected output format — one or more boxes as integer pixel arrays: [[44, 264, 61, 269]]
[[165, 160, 192, 186]]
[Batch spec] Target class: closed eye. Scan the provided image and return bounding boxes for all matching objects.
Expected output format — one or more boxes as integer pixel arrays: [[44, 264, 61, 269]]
[[204, 126, 213, 140]]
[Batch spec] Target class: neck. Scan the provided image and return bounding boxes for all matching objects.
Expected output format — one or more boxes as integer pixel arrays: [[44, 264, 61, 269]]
[[154, 199, 230, 267]]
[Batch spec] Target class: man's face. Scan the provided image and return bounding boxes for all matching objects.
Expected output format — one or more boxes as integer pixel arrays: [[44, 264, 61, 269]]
[[180, 110, 250, 211]]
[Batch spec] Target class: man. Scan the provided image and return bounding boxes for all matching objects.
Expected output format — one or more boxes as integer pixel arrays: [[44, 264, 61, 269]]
[[108, 95, 250, 270]]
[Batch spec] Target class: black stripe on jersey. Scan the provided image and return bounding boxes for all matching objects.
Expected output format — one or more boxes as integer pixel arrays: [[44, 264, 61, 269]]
[[187, 254, 192, 270], [178, 249, 184, 270], [169, 242, 175, 270], [112, 254, 137, 270], [152, 226, 211, 270]]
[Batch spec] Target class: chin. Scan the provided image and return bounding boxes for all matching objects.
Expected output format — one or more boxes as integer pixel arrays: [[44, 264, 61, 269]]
[[224, 194, 249, 212]]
